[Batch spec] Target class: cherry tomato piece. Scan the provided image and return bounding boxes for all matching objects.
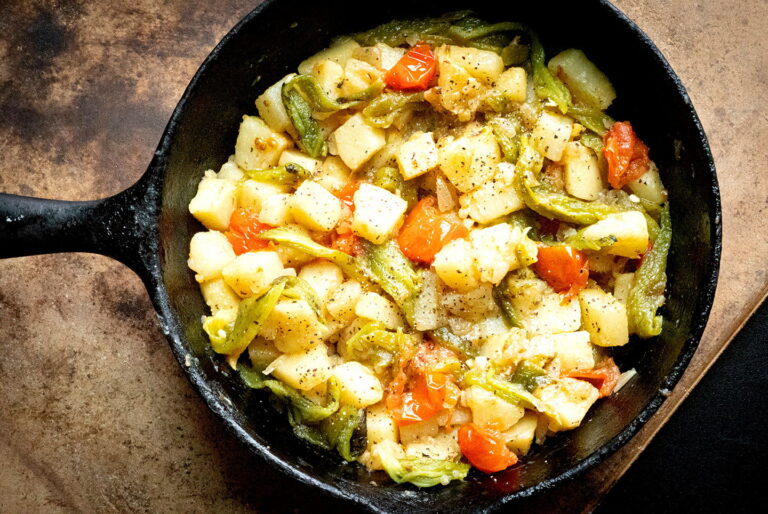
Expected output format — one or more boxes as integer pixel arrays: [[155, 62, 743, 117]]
[[397, 197, 468, 264], [330, 231, 363, 256], [533, 245, 589, 297], [225, 208, 273, 255], [385, 43, 437, 91], [458, 423, 518, 473], [567, 358, 621, 398], [603, 121, 651, 189], [335, 181, 360, 211]]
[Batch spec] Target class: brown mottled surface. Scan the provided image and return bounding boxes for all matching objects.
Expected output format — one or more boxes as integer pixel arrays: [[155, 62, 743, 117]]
[[0, 1, 766, 512]]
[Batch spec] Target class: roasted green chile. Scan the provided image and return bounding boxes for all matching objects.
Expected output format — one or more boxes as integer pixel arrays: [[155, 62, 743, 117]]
[[213, 279, 286, 355], [358, 240, 421, 323], [628, 203, 672, 337], [243, 163, 311, 185]]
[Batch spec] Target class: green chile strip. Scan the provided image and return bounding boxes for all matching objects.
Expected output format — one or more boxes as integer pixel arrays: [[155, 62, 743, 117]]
[[239, 363, 341, 423], [428, 326, 477, 358], [520, 172, 625, 225], [213, 280, 286, 355], [628, 203, 672, 337], [258, 226, 363, 280], [321, 406, 367, 461], [362, 91, 424, 128], [282, 80, 327, 158], [243, 163, 311, 185], [358, 240, 420, 323], [492, 276, 524, 328], [282, 73, 385, 158]]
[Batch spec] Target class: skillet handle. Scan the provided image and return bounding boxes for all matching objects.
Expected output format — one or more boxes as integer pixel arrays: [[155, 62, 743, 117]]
[[0, 175, 160, 276]]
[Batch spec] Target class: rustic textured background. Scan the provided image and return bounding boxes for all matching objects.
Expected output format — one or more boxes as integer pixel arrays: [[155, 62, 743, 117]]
[[0, 0, 766, 512]]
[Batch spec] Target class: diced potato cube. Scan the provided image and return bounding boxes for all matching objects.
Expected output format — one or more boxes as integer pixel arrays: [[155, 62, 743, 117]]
[[314, 156, 352, 193], [267, 343, 332, 391], [217, 160, 244, 182], [298, 37, 361, 75], [480, 331, 510, 363], [612, 273, 635, 304], [562, 141, 605, 201], [495, 67, 527, 103], [438, 127, 501, 193], [501, 329, 555, 367], [221, 251, 284, 298], [290, 180, 342, 232], [311, 58, 345, 100], [331, 113, 387, 171], [366, 404, 399, 445], [399, 417, 439, 445], [188, 230, 236, 282], [586, 251, 620, 274], [459, 162, 524, 223], [470, 223, 537, 284], [505, 272, 549, 310], [237, 179, 289, 212], [355, 292, 404, 329], [581, 211, 649, 258], [317, 111, 351, 141], [531, 111, 574, 161], [298, 260, 344, 303], [404, 431, 461, 461], [433, 238, 480, 292], [341, 58, 383, 98], [326, 280, 363, 323], [278, 149, 322, 173], [435, 59, 484, 121], [578, 288, 629, 347], [412, 269, 445, 331], [447, 316, 487, 340], [363, 440, 405, 471], [511, 284, 582, 335], [258, 193, 293, 226], [264, 299, 328, 353], [628, 162, 666, 205], [451, 315, 507, 343], [353, 43, 405, 72], [188, 171, 237, 231], [464, 385, 524, 431], [503, 412, 539, 455], [200, 278, 241, 314], [255, 73, 295, 133], [438, 45, 504, 85], [396, 131, 439, 180], [351, 183, 407, 244], [442, 283, 496, 321], [332, 361, 384, 408], [536, 377, 600, 431], [234, 115, 292, 171], [550, 331, 596, 372], [548, 49, 616, 110]]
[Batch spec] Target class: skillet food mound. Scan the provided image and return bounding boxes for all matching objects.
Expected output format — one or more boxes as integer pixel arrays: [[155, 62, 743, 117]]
[[186, 12, 671, 487]]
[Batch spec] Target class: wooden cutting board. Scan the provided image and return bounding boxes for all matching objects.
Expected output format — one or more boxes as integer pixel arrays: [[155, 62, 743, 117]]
[[0, 1, 765, 512]]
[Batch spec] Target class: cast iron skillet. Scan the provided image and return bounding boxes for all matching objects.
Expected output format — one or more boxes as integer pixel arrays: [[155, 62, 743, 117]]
[[0, 0, 720, 511]]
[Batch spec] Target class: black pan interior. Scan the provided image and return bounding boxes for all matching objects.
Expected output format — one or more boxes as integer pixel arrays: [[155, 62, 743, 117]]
[[150, 0, 719, 511]]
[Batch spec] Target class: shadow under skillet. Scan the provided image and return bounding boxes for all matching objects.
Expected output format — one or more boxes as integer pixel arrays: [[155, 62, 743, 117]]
[[596, 299, 768, 513]]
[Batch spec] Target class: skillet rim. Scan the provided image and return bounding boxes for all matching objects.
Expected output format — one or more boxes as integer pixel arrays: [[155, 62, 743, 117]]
[[141, 0, 722, 510]]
